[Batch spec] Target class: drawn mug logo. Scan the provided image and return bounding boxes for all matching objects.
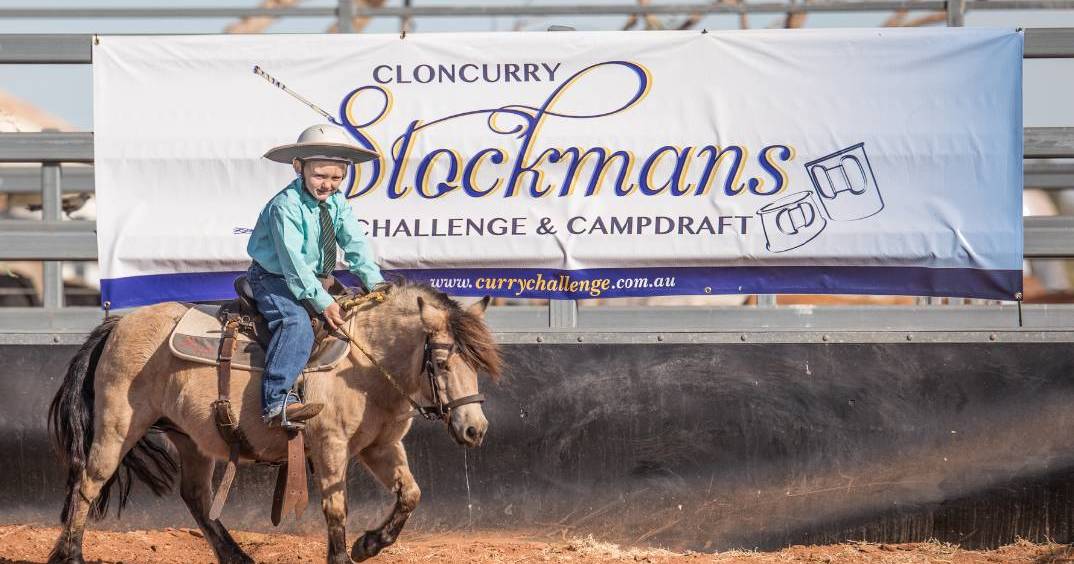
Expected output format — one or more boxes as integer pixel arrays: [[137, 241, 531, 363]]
[[758, 191, 827, 253], [805, 143, 883, 221], [757, 142, 882, 253]]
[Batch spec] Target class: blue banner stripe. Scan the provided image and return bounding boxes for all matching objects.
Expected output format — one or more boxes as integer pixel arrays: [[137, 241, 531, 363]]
[[100, 266, 1021, 309]]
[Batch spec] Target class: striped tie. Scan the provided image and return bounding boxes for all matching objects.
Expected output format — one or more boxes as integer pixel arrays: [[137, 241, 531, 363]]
[[318, 201, 337, 276]]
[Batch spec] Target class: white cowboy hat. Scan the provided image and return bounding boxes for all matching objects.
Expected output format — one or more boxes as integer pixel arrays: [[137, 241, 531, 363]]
[[263, 123, 379, 164]]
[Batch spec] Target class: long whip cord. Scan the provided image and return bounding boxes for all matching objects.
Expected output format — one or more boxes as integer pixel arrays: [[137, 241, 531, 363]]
[[253, 65, 341, 126]]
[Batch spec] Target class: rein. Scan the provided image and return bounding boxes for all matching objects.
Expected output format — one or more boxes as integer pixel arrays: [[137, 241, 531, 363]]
[[335, 298, 485, 422]]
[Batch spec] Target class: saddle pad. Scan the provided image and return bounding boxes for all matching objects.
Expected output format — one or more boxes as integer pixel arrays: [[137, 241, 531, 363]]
[[169, 304, 349, 372]]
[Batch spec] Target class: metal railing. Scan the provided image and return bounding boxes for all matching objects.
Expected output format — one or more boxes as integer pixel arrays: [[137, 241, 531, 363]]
[[2, 28, 1074, 342], [2, 2, 1074, 24]]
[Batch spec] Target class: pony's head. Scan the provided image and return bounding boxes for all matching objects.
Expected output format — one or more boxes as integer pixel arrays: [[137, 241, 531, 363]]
[[416, 292, 499, 447], [370, 281, 502, 447]]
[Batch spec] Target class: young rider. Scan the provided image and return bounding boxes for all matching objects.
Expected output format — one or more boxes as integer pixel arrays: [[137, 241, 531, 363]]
[[246, 123, 385, 426]]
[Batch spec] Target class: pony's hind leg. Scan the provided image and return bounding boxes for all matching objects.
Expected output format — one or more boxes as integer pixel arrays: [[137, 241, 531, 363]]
[[50, 305, 188, 564], [49, 407, 158, 564], [168, 431, 254, 564], [350, 441, 421, 562]]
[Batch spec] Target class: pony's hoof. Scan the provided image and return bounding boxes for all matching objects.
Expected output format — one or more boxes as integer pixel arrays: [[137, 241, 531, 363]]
[[327, 551, 353, 564], [350, 530, 384, 562], [47, 557, 85, 564], [221, 554, 255, 564]]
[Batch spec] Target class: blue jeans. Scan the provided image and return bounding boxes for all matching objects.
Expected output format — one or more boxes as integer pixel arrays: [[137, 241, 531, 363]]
[[246, 263, 315, 418]]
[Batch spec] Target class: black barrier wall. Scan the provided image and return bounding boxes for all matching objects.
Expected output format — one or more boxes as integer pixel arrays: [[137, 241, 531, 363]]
[[2, 342, 1074, 551]]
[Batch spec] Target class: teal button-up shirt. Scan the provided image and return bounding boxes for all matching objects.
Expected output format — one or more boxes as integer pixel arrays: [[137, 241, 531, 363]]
[[247, 178, 384, 312]]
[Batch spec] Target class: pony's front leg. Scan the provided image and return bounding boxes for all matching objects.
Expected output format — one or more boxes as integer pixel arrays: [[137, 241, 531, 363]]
[[351, 441, 420, 562], [310, 435, 352, 564]]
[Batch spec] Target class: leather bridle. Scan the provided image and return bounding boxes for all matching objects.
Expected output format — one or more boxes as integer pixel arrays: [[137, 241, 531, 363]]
[[342, 325, 485, 423], [415, 339, 486, 421]]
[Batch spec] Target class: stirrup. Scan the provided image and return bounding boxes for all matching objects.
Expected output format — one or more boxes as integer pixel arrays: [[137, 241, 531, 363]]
[[279, 389, 306, 431]]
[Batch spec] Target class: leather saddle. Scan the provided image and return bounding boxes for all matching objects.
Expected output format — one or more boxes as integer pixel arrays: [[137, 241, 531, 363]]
[[167, 274, 355, 373], [220, 274, 349, 349]]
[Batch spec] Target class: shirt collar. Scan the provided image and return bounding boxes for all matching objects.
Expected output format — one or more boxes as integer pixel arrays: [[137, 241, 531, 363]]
[[290, 178, 325, 209]]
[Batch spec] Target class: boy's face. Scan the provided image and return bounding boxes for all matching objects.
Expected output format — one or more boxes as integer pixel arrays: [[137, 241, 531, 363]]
[[294, 159, 348, 202]]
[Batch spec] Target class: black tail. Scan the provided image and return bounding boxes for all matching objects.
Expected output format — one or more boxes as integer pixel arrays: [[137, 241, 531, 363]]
[[48, 316, 178, 522]]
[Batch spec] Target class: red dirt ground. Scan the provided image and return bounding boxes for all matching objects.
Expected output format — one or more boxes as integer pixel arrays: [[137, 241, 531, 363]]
[[2, 525, 1073, 563]]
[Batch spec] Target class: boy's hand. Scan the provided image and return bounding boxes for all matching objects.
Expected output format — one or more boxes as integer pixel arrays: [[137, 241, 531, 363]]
[[324, 302, 344, 330]]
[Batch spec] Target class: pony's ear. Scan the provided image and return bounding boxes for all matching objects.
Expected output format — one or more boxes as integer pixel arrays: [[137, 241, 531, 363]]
[[467, 296, 491, 319], [417, 296, 446, 332]]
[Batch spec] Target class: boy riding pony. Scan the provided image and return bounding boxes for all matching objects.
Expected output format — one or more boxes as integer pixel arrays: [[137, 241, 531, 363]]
[[247, 123, 385, 426]]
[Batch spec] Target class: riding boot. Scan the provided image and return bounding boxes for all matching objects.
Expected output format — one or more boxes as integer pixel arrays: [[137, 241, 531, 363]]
[[267, 401, 324, 426]]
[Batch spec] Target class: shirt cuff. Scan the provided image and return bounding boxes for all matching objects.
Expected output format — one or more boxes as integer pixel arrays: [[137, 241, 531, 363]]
[[363, 270, 386, 287]]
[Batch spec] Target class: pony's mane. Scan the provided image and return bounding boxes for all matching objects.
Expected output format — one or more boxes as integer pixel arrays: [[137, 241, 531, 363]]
[[384, 280, 503, 380]]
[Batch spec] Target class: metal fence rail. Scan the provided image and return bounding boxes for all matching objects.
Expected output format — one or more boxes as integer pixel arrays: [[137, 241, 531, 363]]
[[1026, 163, 1074, 189], [1, 29, 1073, 340], [0, 132, 93, 162], [4, 304, 1074, 344], [1, 27, 1072, 64], [1, 2, 1074, 20]]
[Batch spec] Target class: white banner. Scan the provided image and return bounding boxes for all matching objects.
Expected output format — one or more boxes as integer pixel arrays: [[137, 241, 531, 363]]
[[93, 29, 1023, 307]]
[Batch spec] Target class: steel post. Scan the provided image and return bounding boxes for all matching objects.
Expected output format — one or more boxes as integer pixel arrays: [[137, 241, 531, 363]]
[[41, 163, 63, 309], [549, 300, 579, 328], [337, 0, 354, 33], [946, 0, 966, 26]]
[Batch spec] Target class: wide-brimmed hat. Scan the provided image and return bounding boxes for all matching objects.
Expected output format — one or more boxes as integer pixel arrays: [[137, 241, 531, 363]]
[[264, 123, 379, 165]]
